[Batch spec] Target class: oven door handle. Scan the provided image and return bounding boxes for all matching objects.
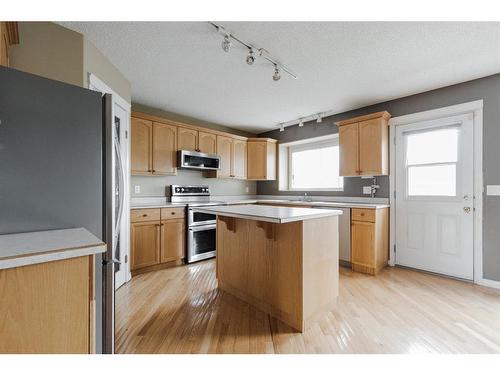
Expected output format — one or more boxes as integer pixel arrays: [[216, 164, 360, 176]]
[[189, 224, 216, 232]]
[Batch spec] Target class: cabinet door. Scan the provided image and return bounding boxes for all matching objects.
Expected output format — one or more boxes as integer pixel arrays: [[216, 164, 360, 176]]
[[160, 219, 185, 263], [247, 141, 267, 180], [351, 220, 374, 267], [216, 135, 232, 178], [338, 123, 359, 176], [1, 23, 9, 67], [131, 117, 153, 175], [359, 118, 386, 175], [131, 222, 160, 270], [177, 127, 198, 151], [152, 122, 177, 175], [198, 131, 217, 154], [232, 139, 247, 179]]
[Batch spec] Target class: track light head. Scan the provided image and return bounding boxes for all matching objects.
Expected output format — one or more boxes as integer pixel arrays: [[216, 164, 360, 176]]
[[221, 35, 231, 52], [298, 119, 304, 127], [316, 114, 323, 123], [279, 123, 285, 132], [273, 65, 281, 81], [246, 49, 255, 65]]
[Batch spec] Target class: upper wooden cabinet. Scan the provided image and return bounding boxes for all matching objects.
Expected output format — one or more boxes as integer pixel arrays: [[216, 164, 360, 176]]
[[131, 117, 153, 175], [247, 138, 277, 180], [213, 135, 233, 178], [152, 122, 177, 175], [232, 139, 247, 179], [207, 135, 247, 179], [131, 117, 177, 176], [177, 127, 198, 152], [0, 22, 19, 67], [198, 131, 217, 154], [335, 111, 391, 177]]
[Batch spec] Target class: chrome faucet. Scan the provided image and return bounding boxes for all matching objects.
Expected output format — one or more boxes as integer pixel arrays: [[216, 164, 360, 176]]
[[302, 192, 313, 202]]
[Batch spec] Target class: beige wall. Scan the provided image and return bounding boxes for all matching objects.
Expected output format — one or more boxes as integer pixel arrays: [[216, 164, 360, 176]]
[[83, 39, 131, 102], [132, 103, 255, 138], [10, 22, 84, 87]]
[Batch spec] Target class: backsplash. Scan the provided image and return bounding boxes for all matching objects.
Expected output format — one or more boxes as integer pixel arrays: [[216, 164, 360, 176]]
[[131, 169, 257, 197]]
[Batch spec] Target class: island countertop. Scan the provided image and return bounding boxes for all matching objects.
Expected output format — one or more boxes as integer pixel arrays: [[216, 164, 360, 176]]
[[0, 227, 106, 270], [193, 204, 343, 224]]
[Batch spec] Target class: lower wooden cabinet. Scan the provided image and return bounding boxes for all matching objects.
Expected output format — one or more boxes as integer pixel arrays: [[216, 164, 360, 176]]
[[0, 255, 96, 353], [351, 208, 389, 275], [131, 208, 185, 274]]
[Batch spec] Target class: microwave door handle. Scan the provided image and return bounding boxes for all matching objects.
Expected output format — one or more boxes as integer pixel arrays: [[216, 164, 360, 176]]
[[189, 224, 216, 232]]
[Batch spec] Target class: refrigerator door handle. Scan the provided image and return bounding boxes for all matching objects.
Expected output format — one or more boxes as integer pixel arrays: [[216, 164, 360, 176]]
[[103, 258, 122, 265], [113, 131, 126, 250]]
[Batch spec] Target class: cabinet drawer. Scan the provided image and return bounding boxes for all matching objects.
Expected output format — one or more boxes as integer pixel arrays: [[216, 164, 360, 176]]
[[161, 207, 185, 219], [131, 208, 161, 223], [351, 208, 375, 222]]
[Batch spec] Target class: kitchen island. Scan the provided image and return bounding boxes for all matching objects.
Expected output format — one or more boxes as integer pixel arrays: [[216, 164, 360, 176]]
[[193, 205, 342, 332]]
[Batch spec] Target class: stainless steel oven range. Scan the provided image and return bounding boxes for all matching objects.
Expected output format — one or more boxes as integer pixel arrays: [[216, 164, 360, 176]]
[[169, 185, 226, 263]]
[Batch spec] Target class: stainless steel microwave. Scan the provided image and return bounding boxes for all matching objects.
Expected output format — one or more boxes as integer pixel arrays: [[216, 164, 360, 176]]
[[177, 150, 220, 171]]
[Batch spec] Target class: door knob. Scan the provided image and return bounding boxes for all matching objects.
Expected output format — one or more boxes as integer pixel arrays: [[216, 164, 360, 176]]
[[463, 207, 471, 213]]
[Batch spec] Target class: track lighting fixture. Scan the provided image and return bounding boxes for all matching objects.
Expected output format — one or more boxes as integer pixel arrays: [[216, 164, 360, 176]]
[[273, 65, 281, 81], [246, 49, 255, 65], [316, 114, 323, 123], [298, 119, 304, 127], [221, 34, 231, 52], [279, 123, 285, 132], [210, 22, 297, 82]]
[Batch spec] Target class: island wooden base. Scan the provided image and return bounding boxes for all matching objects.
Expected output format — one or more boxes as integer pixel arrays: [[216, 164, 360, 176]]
[[216, 215, 339, 332]]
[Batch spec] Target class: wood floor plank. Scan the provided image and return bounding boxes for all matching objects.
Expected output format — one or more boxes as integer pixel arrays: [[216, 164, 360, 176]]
[[115, 260, 500, 354]]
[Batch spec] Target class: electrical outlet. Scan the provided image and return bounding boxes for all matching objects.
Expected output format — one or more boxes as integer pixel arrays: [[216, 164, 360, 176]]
[[487, 185, 500, 196], [363, 186, 372, 195], [134, 185, 141, 194], [245, 186, 250, 193]]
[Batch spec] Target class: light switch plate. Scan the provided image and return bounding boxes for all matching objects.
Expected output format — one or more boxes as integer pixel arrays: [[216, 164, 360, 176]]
[[363, 186, 372, 195], [134, 185, 141, 194], [486, 185, 500, 196]]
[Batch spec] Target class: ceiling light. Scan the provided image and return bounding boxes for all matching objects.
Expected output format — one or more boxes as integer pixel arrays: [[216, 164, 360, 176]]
[[246, 49, 255, 65], [279, 123, 285, 132], [298, 119, 304, 127], [273, 65, 281, 81], [316, 114, 323, 123], [221, 35, 231, 52]]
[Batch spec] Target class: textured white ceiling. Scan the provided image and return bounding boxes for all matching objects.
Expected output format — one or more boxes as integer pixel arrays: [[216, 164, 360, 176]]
[[59, 22, 500, 133]]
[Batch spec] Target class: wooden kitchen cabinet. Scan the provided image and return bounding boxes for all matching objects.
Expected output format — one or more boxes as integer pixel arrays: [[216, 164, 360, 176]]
[[207, 135, 247, 179], [153, 122, 177, 175], [232, 139, 247, 179], [351, 208, 389, 275], [0, 255, 96, 353], [131, 221, 160, 270], [247, 138, 277, 180], [131, 117, 153, 175], [0, 22, 19, 67], [198, 131, 217, 154], [336, 111, 391, 177], [177, 127, 198, 151], [131, 208, 186, 275], [160, 219, 185, 263]]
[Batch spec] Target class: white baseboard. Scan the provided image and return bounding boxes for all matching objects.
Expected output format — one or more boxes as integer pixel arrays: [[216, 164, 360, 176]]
[[476, 278, 500, 290]]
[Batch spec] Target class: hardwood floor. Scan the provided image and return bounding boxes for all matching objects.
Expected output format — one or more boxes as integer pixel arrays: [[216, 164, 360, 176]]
[[115, 260, 500, 354]]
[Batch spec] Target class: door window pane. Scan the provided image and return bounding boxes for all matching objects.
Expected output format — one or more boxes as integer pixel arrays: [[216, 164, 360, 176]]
[[290, 144, 343, 189], [408, 164, 456, 196], [406, 127, 459, 165]]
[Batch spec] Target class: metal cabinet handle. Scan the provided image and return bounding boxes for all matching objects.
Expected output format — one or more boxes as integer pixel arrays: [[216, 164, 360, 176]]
[[142, 214, 148, 217]]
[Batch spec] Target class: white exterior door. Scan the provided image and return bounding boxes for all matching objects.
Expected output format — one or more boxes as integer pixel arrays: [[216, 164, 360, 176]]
[[395, 113, 474, 280]]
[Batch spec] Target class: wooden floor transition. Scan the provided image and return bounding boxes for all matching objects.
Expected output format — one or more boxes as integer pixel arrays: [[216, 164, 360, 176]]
[[116, 260, 500, 354]]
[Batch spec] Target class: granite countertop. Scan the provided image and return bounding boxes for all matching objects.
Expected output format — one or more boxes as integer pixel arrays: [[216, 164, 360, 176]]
[[0, 228, 106, 270], [193, 204, 343, 224]]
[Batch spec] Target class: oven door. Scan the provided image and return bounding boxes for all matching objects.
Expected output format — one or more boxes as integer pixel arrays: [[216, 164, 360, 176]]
[[187, 224, 216, 263], [188, 208, 216, 226]]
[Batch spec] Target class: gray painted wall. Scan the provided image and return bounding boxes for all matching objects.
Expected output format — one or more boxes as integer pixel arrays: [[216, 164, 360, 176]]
[[132, 169, 256, 197], [259, 73, 500, 281]]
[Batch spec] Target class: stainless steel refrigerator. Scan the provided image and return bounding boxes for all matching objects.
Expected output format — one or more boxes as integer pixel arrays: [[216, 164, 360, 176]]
[[0, 66, 124, 353]]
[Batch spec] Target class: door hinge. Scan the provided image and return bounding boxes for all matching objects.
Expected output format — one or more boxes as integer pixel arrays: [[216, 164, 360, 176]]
[[125, 255, 128, 263], [394, 136, 396, 145], [125, 130, 129, 139], [393, 244, 396, 253], [394, 190, 396, 199]]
